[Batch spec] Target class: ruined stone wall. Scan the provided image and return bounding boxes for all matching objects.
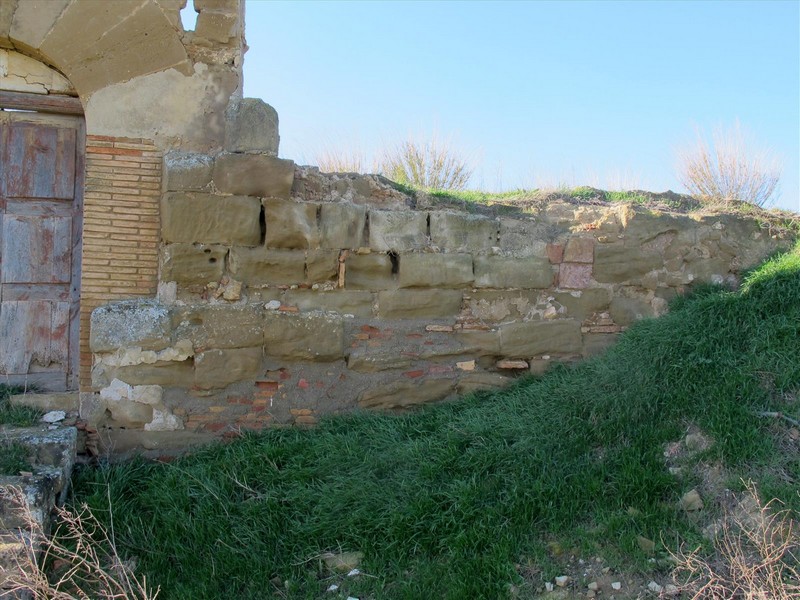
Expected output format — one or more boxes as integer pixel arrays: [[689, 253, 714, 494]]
[[86, 160, 794, 438]]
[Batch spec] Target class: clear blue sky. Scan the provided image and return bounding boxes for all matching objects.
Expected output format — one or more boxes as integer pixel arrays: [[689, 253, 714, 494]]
[[234, 0, 798, 211]]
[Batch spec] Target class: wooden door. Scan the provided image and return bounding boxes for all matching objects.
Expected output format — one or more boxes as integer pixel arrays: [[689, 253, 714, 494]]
[[0, 110, 84, 391]]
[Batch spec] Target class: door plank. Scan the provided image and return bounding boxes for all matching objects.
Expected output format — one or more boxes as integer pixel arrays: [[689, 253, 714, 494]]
[[5, 124, 76, 199], [2, 284, 70, 302], [1, 215, 71, 283], [0, 300, 68, 374]]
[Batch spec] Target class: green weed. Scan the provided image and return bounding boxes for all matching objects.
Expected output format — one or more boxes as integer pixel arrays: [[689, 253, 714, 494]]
[[72, 243, 800, 599], [0, 440, 29, 475], [0, 384, 41, 427]]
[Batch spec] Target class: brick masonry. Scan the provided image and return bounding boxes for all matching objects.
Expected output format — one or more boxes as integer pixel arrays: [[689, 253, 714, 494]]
[[79, 136, 162, 390]]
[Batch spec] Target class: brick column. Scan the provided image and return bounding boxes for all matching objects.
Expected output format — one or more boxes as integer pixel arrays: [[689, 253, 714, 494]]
[[79, 136, 162, 390]]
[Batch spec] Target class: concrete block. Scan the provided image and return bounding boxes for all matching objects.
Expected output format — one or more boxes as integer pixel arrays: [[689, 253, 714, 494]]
[[399, 253, 473, 288], [264, 198, 319, 249], [499, 319, 582, 358], [320, 202, 367, 249], [429, 212, 497, 252], [162, 193, 261, 246], [345, 253, 395, 290], [228, 247, 306, 285], [224, 98, 279, 155], [90, 300, 171, 352], [368, 210, 427, 251], [164, 152, 213, 191], [213, 153, 294, 198], [474, 256, 553, 289], [264, 312, 344, 361], [161, 243, 226, 286], [378, 289, 462, 318], [194, 347, 263, 390]]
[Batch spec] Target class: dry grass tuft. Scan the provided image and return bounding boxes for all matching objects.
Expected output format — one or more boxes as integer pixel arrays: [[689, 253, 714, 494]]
[[1, 486, 158, 600], [677, 123, 781, 208], [671, 481, 800, 599], [379, 135, 474, 191]]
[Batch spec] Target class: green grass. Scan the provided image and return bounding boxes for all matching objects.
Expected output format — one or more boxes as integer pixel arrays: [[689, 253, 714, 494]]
[[0, 384, 41, 427], [0, 440, 30, 475], [72, 244, 800, 599]]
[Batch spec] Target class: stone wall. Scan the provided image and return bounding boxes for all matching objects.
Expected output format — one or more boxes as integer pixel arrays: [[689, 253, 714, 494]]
[[86, 161, 794, 437]]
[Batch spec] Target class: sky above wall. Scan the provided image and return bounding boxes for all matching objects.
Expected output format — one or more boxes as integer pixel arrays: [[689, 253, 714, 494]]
[[233, 0, 798, 211]]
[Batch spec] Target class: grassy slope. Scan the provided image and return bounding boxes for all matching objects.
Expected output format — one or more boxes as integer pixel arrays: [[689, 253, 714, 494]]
[[72, 244, 800, 599]]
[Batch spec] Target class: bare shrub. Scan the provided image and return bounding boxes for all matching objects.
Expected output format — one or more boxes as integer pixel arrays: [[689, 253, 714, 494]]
[[670, 481, 800, 599], [677, 123, 781, 207], [378, 135, 474, 191], [1, 486, 158, 600]]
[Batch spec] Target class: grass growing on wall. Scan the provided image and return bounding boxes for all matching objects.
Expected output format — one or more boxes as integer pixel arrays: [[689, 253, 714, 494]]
[[72, 243, 800, 599]]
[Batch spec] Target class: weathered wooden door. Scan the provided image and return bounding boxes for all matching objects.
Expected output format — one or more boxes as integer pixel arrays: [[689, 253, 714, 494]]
[[0, 110, 84, 391]]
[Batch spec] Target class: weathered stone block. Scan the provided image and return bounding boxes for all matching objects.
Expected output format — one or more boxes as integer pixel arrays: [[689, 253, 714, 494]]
[[456, 372, 513, 395], [194, 347, 263, 390], [582, 333, 619, 357], [474, 256, 553, 289], [224, 98, 279, 155], [429, 212, 497, 252], [558, 263, 594, 289], [347, 348, 415, 373], [229, 247, 306, 285], [172, 304, 265, 350], [378, 289, 462, 319], [358, 378, 454, 410], [554, 289, 612, 320], [264, 312, 344, 361], [465, 291, 541, 322], [163, 193, 261, 245], [499, 319, 582, 358], [498, 218, 550, 257], [264, 198, 319, 249], [454, 328, 501, 356], [368, 210, 428, 251], [104, 361, 195, 388], [164, 152, 213, 191], [161, 243, 226, 286], [306, 250, 338, 283], [91, 300, 171, 352], [593, 244, 664, 283], [194, 10, 239, 44], [320, 202, 367, 249], [213, 153, 294, 198], [283, 290, 374, 317], [609, 296, 654, 326], [345, 253, 395, 290], [563, 237, 595, 263], [399, 253, 474, 288]]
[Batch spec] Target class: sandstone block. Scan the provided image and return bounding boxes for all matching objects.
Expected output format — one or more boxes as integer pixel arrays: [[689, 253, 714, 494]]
[[474, 256, 553, 289], [163, 193, 261, 246], [306, 250, 338, 284], [454, 328, 501, 356], [224, 98, 279, 155], [320, 202, 367, 249], [398, 253, 474, 288], [172, 304, 265, 350], [164, 152, 213, 191], [558, 263, 593, 289], [465, 291, 540, 322], [499, 319, 582, 358], [429, 212, 497, 252], [91, 300, 171, 352], [228, 247, 306, 285], [161, 243, 226, 286], [593, 244, 664, 283], [347, 347, 415, 373], [368, 210, 428, 251], [213, 153, 294, 199], [553, 289, 612, 320], [563, 237, 595, 263], [103, 361, 195, 388], [456, 372, 513, 395], [377, 289, 462, 319], [283, 290, 374, 317], [194, 347, 263, 390], [498, 218, 549, 257], [194, 10, 239, 44], [264, 198, 319, 249], [358, 378, 454, 410], [345, 253, 395, 290], [609, 296, 653, 326], [264, 312, 344, 361]]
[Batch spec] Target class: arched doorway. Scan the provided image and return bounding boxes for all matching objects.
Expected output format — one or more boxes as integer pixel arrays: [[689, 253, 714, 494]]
[[0, 90, 85, 392]]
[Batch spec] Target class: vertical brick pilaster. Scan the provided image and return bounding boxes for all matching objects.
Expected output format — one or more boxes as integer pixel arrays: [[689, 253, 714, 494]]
[[79, 136, 162, 390]]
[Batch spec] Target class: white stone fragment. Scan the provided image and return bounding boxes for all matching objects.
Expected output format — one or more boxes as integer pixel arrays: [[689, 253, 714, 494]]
[[145, 409, 184, 432], [41, 410, 66, 423], [611, 582, 621, 590], [647, 581, 663, 593], [347, 568, 360, 577], [265, 300, 281, 310], [545, 582, 554, 592], [326, 584, 339, 592], [555, 575, 570, 587]]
